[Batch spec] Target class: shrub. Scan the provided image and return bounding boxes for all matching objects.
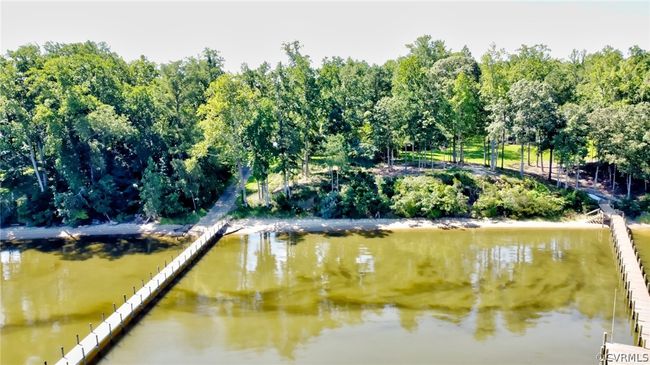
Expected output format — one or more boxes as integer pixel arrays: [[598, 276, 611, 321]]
[[391, 176, 468, 218], [560, 188, 598, 213], [16, 190, 56, 226], [472, 177, 565, 219], [273, 192, 293, 212], [318, 191, 342, 218], [53, 191, 89, 226], [615, 198, 642, 217], [339, 171, 389, 218]]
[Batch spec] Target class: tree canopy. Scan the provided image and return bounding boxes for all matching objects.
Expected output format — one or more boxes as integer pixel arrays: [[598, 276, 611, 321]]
[[1, 39, 648, 226]]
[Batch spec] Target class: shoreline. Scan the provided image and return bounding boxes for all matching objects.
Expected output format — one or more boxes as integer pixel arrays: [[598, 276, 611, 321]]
[[2, 217, 649, 242], [226, 217, 618, 235], [0, 222, 189, 242]]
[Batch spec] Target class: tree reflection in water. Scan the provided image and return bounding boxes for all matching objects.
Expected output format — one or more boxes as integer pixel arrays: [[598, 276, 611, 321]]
[[150, 228, 627, 360]]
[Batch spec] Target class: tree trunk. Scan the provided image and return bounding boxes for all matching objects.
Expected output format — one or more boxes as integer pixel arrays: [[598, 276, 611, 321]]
[[548, 148, 554, 181], [190, 189, 197, 212], [536, 148, 540, 167], [264, 179, 271, 207], [575, 160, 580, 189], [627, 173, 632, 199], [459, 136, 464, 165], [283, 170, 290, 197], [335, 169, 339, 191], [386, 145, 390, 169], [330, 166, 334, 191], [238, 161, 247, 207], [452, 136, 457, 164], [37, 142, 47, 188], [527, 144, 531, 166], [29, 144, 45, 192], [540, 150, 545, 172], [490, 139, 497, 171], [500, 132, 505, 169], [612, 165, 616, 191], [594, 163, 600, 186], [483, 138, 487, 166], [303, 149, 310, 178], [519, 143, 525, 177]]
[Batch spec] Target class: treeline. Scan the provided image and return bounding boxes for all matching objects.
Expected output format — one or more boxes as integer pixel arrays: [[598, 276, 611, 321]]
[[1, 38, 648, 226], [1, 42, 230, 225]]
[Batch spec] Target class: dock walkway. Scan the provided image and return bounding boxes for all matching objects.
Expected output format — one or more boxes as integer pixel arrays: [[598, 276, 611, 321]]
[[600, 202, 650, 364], [53, 172, 246, 365]]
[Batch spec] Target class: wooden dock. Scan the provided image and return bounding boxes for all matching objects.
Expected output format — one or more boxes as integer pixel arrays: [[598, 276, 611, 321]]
[[600, 202, 650, 364], [601, 342, 650, 364], [53, 219, 229, 365]]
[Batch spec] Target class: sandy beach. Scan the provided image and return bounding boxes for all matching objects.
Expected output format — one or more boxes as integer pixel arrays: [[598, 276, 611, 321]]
[[226, 217, 608, 235], [3, 216, 648, 242], [0, 222, 189, 241]]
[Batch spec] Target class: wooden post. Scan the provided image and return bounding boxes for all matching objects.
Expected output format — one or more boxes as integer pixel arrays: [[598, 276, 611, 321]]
[[76, 334, 79, 344]]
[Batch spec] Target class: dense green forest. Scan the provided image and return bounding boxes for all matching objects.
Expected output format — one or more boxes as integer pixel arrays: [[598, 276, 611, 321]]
[[1, 38, 648, 226]]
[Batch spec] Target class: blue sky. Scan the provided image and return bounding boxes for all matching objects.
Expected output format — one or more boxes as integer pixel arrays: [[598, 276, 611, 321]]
[[2, 1, 648, 71]]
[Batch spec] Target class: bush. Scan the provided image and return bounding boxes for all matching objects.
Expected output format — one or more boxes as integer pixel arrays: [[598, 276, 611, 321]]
[[472, 177, 565, 219], [391, 176, 468, 218], [560, 188, 598, 213], [273, 192, 293, 212], [339, 171, 389, 218], [53, 191, 90, 226], [614, 194, 650, 218], [378, 176, 397, 200], [637, 194, 650, 215], [16, 190, 56, 226], [431, 169, 479, 203], [318, 191, 342, 218], [615, 198, 642, 217]]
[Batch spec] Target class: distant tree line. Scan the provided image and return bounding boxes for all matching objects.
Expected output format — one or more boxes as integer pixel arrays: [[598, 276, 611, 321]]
[[1, 38, 648, 226]]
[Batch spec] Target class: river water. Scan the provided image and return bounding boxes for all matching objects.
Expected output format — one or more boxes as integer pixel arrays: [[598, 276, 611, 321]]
[[0, 235, 186, 365], [92, 228, 632, 365]]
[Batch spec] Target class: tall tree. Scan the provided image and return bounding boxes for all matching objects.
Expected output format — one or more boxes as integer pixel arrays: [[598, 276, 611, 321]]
[[196, 74, 253, 206], [507, 80, 559, 177]]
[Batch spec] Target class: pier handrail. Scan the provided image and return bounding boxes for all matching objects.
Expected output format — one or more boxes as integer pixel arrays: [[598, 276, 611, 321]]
[[600, 202, 650, 355]]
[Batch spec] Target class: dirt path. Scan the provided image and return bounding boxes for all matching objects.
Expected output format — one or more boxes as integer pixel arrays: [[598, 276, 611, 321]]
[[188, 167, 250, 236], [371, 160, 618, 201]]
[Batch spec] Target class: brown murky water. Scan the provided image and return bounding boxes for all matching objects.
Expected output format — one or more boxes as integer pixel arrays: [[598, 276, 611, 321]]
[[96, 228, 634, 365], [0, 235, 185, 365]]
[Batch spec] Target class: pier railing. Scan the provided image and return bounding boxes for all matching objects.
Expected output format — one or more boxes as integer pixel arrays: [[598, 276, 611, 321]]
[[52, 218, 230, 365], [599, 202, 650, 364]]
